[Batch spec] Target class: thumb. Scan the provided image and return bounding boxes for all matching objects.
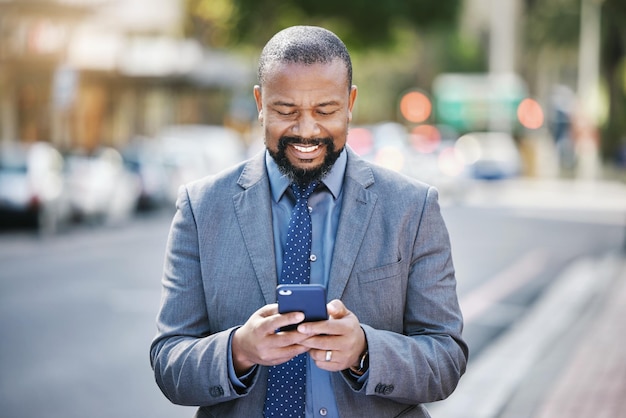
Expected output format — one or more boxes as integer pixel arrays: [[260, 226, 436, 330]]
[[327, 299, 349, 319]]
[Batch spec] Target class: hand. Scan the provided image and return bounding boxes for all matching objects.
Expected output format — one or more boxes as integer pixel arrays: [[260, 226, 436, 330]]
[[231, 304, 310, 375], [296, 299, 367, 372]]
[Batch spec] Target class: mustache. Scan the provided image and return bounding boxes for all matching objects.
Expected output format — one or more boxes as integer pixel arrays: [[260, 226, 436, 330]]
[[278, 136, 333, 148]]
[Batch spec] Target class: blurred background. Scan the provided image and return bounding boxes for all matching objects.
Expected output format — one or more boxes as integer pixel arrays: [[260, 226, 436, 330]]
[[0, 0, 625, 417]]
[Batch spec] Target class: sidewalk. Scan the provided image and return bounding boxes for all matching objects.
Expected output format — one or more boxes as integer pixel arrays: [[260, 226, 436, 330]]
[[531, 254, 626, 418], [457, 178, 626, 226], [429, 251, 626, 418]]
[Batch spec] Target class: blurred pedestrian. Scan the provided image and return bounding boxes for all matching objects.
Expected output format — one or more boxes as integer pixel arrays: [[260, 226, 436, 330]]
[[150, 25, 468, 418]]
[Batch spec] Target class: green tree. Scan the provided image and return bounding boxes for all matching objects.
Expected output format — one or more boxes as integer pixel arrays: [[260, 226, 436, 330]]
[[184, 0, 473, 123], [601, 0, 626, 163], [185, 0, 461, 50], [523, 0, 626, 165]]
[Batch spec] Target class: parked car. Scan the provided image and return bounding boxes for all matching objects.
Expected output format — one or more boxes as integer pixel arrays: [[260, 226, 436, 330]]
[[454, 131, 522, 180], [64, 147, 141, 224], [121, 136, 170, 211], [156, 125, 247, 202], [0, 141, 70, 232]]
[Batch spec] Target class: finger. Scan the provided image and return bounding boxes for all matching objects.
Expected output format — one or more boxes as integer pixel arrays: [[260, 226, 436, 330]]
[[256, 346, 308, 366], [297, 319, 334, 337], [261, 342, 310, 366], [311, 348, 345, 371], [327, 299, 349, 319], [250, 304, 285, 336], [297, 309, 351, 336], [271, 311, 306, 333], [255, 303, 279, 318]]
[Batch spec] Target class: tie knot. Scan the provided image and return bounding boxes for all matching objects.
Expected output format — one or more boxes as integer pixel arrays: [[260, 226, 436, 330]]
[[291, 181, 319, 201]]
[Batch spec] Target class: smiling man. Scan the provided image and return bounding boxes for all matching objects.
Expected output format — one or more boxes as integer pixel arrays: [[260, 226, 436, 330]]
[[254, 34, 357, 186], [150, 26, 468, 418]]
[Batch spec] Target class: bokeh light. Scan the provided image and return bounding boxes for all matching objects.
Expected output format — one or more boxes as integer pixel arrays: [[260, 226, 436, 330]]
[[438, 146, 466, 177], [347, 127, 374, 156], [455, 134, 482, 164], [399, 90, 432, 123], [409, 124, 441, 154], [517, 98, 544, 129], [374, 146, 405, 172]]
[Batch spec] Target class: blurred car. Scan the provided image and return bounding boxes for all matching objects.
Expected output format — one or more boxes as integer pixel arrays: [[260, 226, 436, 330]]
[[156, 125, 247, 202], [121, 136, 170, 211], [0, 141, 70, 232], [347, 122, 466, 201], [347, 122, 410, 172], [454, 131, 522, 180], [64, 147, 141, 224]]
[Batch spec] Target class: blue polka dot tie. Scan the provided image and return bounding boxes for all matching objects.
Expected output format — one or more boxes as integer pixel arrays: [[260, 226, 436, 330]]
[[264, 181, 319, 418]]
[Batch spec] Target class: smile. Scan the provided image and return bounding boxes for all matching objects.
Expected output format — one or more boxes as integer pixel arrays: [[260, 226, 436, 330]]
[[293, 144, 320, 153]]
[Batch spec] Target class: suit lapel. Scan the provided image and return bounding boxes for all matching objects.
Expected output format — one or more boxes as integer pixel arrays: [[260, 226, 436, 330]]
[[233, 154, 277, 305], [328, 150, 377, 301], [232, 149, 378, 304]]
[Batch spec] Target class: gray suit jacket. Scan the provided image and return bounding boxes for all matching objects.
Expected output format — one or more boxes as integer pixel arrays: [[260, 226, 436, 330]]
[[150, 148, 468, 417]]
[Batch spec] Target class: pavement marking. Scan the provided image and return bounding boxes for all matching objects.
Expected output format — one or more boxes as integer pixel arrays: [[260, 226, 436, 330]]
[[460, 249, 549, 324]]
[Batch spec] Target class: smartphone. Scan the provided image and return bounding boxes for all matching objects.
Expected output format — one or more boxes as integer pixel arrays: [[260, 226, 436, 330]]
[[276, 284, 328, 332]]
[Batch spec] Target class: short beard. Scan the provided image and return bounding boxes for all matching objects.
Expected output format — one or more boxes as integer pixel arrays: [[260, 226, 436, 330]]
[[268, 136, 342, 185]]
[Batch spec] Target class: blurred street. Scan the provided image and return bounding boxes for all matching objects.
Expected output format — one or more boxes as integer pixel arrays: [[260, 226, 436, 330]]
[[431, 178, 626, 418], [1, 0, 625, 416], [0, 177, 624, 418]]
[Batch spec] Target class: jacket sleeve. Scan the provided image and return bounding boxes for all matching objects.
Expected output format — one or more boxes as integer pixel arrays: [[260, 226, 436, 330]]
[[149, 185, 259, 406]]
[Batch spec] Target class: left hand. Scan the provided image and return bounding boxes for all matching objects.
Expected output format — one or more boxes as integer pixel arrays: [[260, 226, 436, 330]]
[[296, 299, 367, 372]]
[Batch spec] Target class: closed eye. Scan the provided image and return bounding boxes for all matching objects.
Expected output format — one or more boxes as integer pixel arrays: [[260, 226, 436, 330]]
[[317, 101, 340, 115]]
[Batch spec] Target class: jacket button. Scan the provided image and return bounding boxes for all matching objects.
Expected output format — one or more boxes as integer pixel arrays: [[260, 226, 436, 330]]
[[209, 385, 224, 397], [319, 407, 328, 416], [375, 383, 394, 395]]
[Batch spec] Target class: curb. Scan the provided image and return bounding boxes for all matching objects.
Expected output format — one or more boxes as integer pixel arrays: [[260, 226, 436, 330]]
[[428, 252, 623, 418]]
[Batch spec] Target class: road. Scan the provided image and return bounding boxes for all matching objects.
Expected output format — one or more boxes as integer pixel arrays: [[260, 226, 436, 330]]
[[0, 210, 194, 418], [0, 178, 624, 418]]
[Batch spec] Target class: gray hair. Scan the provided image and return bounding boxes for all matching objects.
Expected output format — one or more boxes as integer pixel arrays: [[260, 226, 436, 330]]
[[257, 26, 352, 90]]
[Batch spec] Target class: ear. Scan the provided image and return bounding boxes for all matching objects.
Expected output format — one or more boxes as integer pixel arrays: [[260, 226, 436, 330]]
[[253, 85, 263, 122], [347, 85, 358, 123]]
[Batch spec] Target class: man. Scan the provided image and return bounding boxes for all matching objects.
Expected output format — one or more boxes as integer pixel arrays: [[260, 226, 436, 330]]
[[150, 25, 468, 418]]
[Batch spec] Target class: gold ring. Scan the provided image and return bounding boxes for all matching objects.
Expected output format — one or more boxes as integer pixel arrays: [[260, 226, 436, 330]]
[[325, 350, 332, 362]]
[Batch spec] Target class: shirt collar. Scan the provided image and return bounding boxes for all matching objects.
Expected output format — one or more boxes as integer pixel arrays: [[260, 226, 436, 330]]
[[266, 148, 347, 202]]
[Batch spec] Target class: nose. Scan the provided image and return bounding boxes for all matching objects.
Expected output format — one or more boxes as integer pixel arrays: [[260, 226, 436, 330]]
[[291, 113, 321, 138]]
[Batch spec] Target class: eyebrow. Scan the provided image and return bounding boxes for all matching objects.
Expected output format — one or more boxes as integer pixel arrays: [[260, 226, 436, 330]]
[[271, 100, 340, 108], [272, 101, 295, 107]]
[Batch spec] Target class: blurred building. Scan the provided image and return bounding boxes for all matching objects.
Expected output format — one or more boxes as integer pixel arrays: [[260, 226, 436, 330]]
[[0, 0, 253, 152]]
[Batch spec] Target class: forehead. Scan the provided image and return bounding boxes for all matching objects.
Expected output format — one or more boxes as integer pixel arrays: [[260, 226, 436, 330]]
[[261, 59, 350, 97]]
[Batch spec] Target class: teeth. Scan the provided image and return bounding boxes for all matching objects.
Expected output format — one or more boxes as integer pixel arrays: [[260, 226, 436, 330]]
[[294, 144, 319, 153]]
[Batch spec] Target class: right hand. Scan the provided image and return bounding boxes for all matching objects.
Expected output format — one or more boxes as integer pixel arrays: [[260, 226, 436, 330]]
[[231, 303, 309, 375]]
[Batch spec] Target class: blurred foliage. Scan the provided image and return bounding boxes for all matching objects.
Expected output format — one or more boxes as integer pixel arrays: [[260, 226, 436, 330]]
[[184, 0, 461, 50], [184, 0, 624, 159], [601, 0, 626, 161], [523, 0, 626, 162], [183, 0, 472, 123], [524, 0, 581, 48]]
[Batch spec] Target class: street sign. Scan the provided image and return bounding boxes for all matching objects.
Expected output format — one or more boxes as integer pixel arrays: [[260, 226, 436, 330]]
[[432, 73, 528, 132]]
